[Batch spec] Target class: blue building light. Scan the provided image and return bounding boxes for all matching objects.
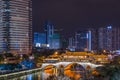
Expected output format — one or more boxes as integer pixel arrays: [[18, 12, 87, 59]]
[[86, 33, 89, 39], [107, 26, 112, 29]]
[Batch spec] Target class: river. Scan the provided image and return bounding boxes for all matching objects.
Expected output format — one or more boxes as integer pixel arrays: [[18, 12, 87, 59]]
[[9, 63, 87, 80]]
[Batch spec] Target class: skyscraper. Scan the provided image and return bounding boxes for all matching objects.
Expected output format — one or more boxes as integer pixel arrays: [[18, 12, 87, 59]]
[[68, 37, 75, 51], [44, 21, 61, 49], [90, 28, 99, 51], [75, 30, 91, 51], [52, 33, 60, 49], [0, 0, 32, 54], [98, 26, 120, 51], [68, 37, 75, 48], [44, 21, 54, 49], [34, 32, 46, 48], [98, 26, 112, 50]]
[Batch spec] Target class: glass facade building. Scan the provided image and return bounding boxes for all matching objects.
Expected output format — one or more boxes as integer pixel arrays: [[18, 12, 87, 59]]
[[75, 30, 91, 51], [98, 26, 120, 51], [34, 32, 46, 48], [0, 0, 32, 54]]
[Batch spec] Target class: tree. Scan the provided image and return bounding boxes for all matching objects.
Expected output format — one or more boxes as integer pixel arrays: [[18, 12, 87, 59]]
[[95, 55, 120, 80], [0, 54, 4, 63]]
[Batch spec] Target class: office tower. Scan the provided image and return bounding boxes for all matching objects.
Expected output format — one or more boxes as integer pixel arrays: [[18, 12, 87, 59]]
[[75, 30, 91, 51], [112, 27, 120, 50], [52, 33, 60, 49], [0, 0, 32, 54], [98, 26, 120, 51], [44, 21, 54, 49], [34, 32, 46, 48], [44, 21, 61, 49], [61, 38, 69, 49], [68, 37, 75, 48], [68, 37, 75, 51], [98, 26, 112, 50], [90, 28, 99, 51]]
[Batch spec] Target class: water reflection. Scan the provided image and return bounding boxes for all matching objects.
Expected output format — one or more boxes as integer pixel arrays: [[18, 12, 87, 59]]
[[27, 74, 32, 80], [64, 63, 85, 80], [42, 72, 51, 79], [43, 63, 85, 80], [9, 63, 86, 80], [10, 72, 41, 80]]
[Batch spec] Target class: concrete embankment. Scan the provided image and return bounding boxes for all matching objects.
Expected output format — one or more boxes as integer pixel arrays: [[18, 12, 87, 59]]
[[0, 68, 42, 80]]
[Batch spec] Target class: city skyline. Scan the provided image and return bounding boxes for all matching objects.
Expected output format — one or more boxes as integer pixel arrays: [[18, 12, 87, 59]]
[[0, 1, 120, 80], [32, 0, 120, 37], [0, 0, 120, 52]]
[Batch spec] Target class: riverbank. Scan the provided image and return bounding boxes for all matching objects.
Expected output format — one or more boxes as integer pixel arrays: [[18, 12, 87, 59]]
[[0, 68, 42, 80]]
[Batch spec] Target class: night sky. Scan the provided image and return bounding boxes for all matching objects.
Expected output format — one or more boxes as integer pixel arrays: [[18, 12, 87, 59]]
[[32, 0, 120, 37]]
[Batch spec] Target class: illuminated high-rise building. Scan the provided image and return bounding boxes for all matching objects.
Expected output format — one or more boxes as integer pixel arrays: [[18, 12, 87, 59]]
[[98, 26, 112, 50], [0, 0, 32, 54], [68, 37, 75, 48], [34, 32, 47, 48], [90, 28, 99, 51], [44, 21, 54, 49], [98, 26, 120, 51], [44, 21, 61, 49], [68, 37, 75, 51], [75, 30, 91, 51]]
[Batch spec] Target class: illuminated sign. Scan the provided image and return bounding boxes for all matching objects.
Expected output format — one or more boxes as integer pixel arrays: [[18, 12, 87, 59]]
[[35, 43, 49, 48], [36, 43, 41, 47]]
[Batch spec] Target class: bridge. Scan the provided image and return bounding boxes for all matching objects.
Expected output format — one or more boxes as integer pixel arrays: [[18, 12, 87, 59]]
[[41, 52, 106, 70], [41, 61, 103, 70]]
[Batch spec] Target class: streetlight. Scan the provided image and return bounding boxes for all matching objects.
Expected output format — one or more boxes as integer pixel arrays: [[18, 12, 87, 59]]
[[29, 55, 34, 60], [54, 51, 58, 55], [20, 54, 23, 60], [103, 50, 106, 53], [91, 50, 94, 53]]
